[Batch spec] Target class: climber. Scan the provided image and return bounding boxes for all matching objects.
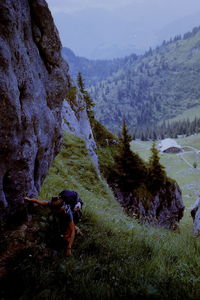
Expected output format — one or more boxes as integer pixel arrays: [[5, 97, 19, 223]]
[[24, 191, 83, 256]]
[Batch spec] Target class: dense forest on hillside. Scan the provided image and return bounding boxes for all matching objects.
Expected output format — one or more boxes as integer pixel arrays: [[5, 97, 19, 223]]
[[133, 117, 200, 140], [90, 26, 200, 132], [62, 48, 137, 86], [63, 26, 200, 133]]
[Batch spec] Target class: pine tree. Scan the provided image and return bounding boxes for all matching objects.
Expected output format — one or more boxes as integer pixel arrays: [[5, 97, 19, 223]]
[[76, 72, 95, 121], [77, 72, 85, 93], [152, 130, 157, 141], [110, 120, 147, 192], [148, 142, 166, 192], [84, 90, 95, 121]]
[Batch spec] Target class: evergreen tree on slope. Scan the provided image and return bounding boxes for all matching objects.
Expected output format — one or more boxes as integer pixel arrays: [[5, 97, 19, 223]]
[[148, 142, 166, 192], [77, 72, 95, 121], [111, 120, 147, 192]]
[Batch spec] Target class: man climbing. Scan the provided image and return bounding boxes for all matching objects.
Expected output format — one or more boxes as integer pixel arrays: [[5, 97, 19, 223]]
[[25, 190, 83, 256]]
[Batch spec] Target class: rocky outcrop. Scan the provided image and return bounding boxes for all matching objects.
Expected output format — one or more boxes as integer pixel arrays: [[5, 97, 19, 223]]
[[0, 0, 69, 221], [114, 181, 184, 229], [191, 198, 200, 235], [62, 97, 99, 172]]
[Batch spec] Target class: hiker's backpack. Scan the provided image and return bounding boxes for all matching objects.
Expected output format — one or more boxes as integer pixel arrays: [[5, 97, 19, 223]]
[[59, 190, 83, 224], [59, 190, 83, 209]]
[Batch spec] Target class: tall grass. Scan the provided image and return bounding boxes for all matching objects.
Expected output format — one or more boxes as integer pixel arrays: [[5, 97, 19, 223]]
[[1, 132, 200, 299]]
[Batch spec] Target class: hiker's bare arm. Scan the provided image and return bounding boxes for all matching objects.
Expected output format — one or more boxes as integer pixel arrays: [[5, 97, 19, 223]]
[[24, 197, 48, 206]]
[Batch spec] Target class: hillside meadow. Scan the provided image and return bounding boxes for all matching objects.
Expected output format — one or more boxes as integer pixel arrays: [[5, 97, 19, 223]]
[[1, 132, 200, 299]]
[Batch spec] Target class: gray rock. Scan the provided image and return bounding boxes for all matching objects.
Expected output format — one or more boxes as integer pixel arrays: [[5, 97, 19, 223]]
[[190, 198, 200, 235], [0, 0, 69, 221], [114, 181, 184, 229], [62, 97, 99, 173]]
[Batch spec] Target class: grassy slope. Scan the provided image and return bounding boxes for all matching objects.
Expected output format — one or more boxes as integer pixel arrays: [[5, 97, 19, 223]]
[[2, 132, 200, 299], [161, 105, 200, 124]]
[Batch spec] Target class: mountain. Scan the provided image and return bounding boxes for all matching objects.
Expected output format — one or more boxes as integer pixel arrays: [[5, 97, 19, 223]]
[[88, 26, 200, 133], [157, 11, 200, 43], [55, 7, 143, 59], [89, 42, 142, 61], [62, 47, 136, 86], [50, 2, 200, 59]]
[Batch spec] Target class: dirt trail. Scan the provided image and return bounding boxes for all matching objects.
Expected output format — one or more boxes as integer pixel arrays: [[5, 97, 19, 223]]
[[177, 145, 200, 170]]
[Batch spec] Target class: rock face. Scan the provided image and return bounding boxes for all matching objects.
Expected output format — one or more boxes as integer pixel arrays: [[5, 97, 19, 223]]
[[114, 181, 184, 229], [62, 97, 99, 172], [191, 198, 200, 235], [0, 0, 69, 220]]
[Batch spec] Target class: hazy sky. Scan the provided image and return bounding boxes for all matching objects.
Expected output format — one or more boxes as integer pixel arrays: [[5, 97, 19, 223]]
[[46, 0, 200, 59], [47, 0, 140, 13], [47, 0, 200, 15]]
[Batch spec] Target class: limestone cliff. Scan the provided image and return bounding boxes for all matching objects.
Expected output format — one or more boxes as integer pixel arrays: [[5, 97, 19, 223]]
[[62, 95, 99, 172], [0, 0, 69, 220]]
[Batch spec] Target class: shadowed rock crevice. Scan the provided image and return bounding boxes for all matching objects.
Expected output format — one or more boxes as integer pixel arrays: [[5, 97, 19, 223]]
[[0, 0, 70, 224]]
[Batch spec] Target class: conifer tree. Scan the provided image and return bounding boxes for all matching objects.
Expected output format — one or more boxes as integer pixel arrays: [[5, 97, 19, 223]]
[[76, 72, 95, 121], [77, 72, 85, 93], [84, 90, 95, 121], [148, 142, 166, 192], [141, 132, 146, 141], [111, 120, 147, 192]]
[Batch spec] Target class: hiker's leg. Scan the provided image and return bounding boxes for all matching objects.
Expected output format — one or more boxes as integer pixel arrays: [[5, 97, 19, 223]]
[[64, 221, 75, 256]]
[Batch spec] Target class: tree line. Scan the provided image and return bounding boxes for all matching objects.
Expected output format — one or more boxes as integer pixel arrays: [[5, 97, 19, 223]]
[[132, 117, 200, 141], [108, 120, 166, 196]]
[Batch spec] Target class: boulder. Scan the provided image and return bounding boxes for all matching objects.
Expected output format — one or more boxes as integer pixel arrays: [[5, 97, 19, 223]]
[[114, 181, 184, 229], [190, 198, 200, 235], [0, 0, 69, 222]]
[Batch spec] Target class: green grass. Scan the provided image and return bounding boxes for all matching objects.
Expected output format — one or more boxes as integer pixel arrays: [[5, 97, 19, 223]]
[[2, 132, 200, 299], [179, 134, 200, 150]]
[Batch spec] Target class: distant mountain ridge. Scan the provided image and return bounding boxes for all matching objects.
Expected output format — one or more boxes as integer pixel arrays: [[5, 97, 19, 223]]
[[55, 4, 200, 59], [63, 26, 200, 133], [89, 26, 200, 132], [62, 47, 136, 86]]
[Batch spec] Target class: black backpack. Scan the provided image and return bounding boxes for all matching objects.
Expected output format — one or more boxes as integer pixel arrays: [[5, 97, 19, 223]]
[[59, 190, 83, 224]]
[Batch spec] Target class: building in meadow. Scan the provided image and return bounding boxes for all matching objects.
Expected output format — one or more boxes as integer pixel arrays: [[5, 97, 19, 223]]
[[158, 138, 182, 153]]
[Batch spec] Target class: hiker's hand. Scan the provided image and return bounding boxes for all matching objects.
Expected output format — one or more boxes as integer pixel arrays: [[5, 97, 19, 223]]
[[24, 197, 32, 202], [74, 202, 81, 211]]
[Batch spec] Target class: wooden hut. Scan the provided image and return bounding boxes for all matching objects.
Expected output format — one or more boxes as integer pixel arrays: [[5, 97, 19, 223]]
[[158, 138, 182, 153]]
